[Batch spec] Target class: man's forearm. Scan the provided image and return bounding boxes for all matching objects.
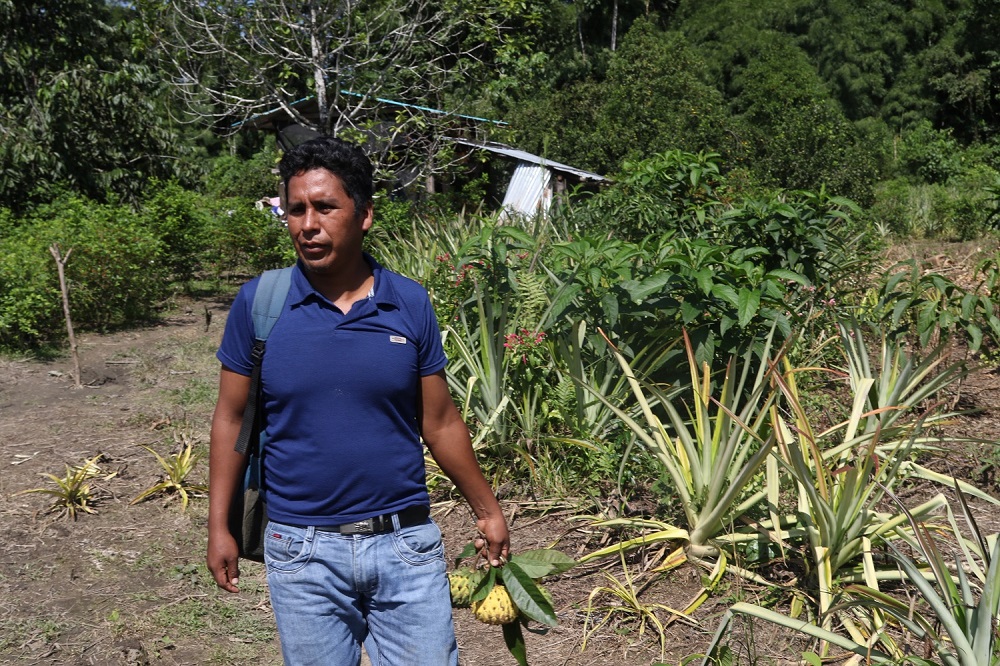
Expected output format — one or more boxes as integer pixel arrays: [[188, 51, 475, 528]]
[[208, 415, 247, 533]]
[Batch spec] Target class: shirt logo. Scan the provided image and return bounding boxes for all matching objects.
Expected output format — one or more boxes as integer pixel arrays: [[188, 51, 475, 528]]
[[389, 335, 407, 345]]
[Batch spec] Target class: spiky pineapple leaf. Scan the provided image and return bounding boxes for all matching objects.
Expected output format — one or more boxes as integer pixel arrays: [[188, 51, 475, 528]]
[[501, 561, 557, 627]]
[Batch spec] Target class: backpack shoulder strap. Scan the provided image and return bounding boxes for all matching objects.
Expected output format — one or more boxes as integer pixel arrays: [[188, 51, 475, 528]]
[[234, 266, 294, 456], [251, 266, 294, 341]]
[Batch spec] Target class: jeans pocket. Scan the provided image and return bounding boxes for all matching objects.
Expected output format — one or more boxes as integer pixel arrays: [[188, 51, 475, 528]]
[[391, 520, 445, 566], [264, 523, 313, 573]]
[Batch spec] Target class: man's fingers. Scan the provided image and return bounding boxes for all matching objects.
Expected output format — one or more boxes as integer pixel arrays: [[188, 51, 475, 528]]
[[208, 560, 241, 593], [228, 560, 241, 587]]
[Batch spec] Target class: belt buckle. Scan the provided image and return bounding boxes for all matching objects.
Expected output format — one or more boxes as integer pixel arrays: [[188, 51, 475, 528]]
[[349, 519, 374, 534]]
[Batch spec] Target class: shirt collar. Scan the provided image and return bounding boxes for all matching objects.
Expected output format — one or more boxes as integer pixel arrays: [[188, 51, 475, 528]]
[[287, 254, 401, 310]]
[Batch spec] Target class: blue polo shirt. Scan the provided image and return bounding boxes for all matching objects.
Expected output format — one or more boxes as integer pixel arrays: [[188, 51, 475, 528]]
[[217, 256, 447, 526]]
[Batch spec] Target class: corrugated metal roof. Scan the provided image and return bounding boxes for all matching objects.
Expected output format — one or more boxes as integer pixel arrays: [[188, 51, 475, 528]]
[[452, 139, 606, 182], [501, 163, 552, 219]]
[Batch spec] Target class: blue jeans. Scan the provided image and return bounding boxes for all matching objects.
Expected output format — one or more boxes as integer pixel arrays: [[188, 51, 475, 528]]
[[264, 517, 458, 666]]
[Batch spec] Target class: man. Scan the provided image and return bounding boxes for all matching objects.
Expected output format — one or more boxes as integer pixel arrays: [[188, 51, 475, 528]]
[[207, 136, 510, 665]]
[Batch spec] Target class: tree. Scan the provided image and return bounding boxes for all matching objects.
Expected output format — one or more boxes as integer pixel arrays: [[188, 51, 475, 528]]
[[510, 18, 731, 175], [725, 32, 882, 203], [138, 0, 524, 185], [0, 0, 186, 211]]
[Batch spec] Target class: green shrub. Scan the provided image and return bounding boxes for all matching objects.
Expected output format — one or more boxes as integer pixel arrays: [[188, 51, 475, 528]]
[[0, 229, 61, 349], [204, 145, 280, 201], [140, 181, 212, 282], [869, 164, 1000, 240], [572, 150, 725, 242], [865, 177, 913, 237], [204, 200, 295, 278], [0, 196, 169, 350], [896, 120, 963, 184], [370, 196, 416, 244], [0, 207, 14, 238]]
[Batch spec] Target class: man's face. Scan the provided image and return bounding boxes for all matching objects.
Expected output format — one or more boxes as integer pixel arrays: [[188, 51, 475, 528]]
[[285, 168, 373, 276]]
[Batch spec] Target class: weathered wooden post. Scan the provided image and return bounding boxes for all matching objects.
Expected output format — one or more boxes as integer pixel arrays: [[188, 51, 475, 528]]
[[49, 243, 82, 389]]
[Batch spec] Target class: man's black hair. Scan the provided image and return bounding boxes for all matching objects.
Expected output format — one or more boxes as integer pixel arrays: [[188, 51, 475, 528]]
[[278, 136, 374, 216]]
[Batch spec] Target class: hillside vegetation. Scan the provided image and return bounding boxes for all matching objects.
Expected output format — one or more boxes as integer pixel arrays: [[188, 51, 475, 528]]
[[3, 1, 1000, 664]]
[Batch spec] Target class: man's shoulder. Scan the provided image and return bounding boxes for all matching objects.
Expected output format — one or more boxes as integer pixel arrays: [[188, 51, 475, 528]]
[[375, 263, 431, 301]]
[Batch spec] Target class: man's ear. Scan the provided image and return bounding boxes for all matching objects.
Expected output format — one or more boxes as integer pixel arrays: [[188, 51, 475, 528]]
[[360, 201, 374, 233], [278, 181, 287, 221]]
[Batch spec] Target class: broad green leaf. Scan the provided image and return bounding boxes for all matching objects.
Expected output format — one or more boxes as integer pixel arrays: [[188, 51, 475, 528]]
[[601, 293, 620, 327], [547, 283, 582, 322], [680, 300, 701, 324], [890, 298, 912, 327], [737, 288, 760, 328], [470, 566, 497, 604], [887, 271, 914, 296], [711, 283, 739, 307], [502, 621, 527, 666], [509, 548, 577, 578], [454, 542, 477, 566], [764, 268, 807, 285], [623, 273, 671, 302], [500, 562, 558, 626], [967, 323, 983, 352], [695, 269, 713, 296]]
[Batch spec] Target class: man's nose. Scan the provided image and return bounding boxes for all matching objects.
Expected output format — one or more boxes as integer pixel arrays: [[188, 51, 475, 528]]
[[301, 207, 319, 230]]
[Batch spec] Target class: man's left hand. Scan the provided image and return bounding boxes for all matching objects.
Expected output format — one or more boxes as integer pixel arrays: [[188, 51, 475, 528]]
[[475, 514, 510, 567]]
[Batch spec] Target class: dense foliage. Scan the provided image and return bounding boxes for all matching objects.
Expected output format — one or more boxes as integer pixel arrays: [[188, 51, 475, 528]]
[[4, 2, 1000, 661], [0, 0, 196, 210]]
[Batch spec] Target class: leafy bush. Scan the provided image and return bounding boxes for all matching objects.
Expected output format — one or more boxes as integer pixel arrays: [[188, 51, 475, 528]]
[[0, 196, 168, 350], [572, 150, 725, 242], [204, 200, 295, 278], [0, 229, 61, 349], [557, 177, 870, 366], [140, 181, 212, 282], [0, 207, 14, 238], [896, 120, 963, 184], [864, 177, 914, 236], [719, 189, 867, 286], [866, 164, 1000, 240], [204, 144, 280, 201], [875, 258, 1000, 354]]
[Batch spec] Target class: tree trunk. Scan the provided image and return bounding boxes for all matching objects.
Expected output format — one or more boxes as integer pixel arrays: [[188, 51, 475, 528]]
[[611, 0, 619, 52]]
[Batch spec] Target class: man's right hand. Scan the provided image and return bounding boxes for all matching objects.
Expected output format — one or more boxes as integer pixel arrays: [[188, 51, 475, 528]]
[[207, 530, 241, 593], [207, 367, 253, 594]]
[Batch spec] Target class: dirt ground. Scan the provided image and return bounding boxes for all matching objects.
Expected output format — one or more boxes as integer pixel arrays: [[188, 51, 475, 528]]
[[2, 246, 999, 665]]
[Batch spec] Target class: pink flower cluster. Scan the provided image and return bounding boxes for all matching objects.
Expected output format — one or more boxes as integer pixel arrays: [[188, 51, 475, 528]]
[[435, 253, 488, 287], [504, 328, 546, 365]]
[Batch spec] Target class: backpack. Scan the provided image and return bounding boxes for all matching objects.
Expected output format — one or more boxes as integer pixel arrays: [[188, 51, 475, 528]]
[[229, 266, 294, 561]]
